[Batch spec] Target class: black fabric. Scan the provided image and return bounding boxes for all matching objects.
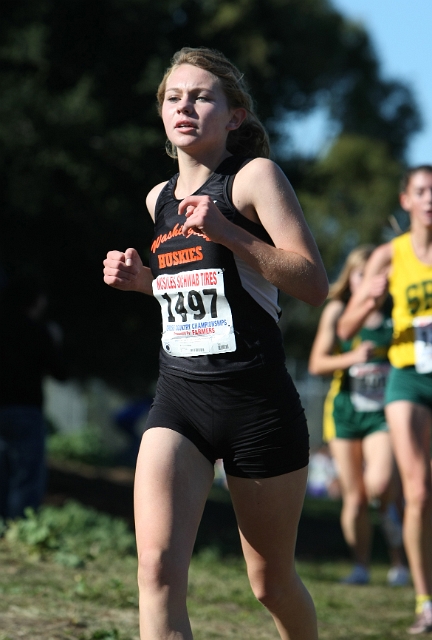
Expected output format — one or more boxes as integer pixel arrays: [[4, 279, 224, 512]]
[[149, 155, 285, 380], [144, 364, 309, 478]]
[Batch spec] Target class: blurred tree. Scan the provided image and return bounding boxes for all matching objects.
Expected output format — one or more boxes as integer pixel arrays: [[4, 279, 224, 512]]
[[0, 0, 421, 390], [278, 134, 404, 358], [299, 134, 402, 271]]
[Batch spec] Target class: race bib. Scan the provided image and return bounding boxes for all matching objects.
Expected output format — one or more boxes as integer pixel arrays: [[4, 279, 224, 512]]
[[349, 362, 391, 412], [152, 268, 236, 357], [413, 316, 432, 373]]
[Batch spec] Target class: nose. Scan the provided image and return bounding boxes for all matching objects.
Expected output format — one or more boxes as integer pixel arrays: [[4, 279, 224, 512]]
[[176, 96, 192, 115]]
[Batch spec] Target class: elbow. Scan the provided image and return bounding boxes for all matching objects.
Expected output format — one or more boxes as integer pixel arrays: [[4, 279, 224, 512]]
[[336, 320, 352, 342], [308, 361, 326, 377], [308, 362, 319, 376], [310, 293, 328, 307], [307, 278, 329, 308]]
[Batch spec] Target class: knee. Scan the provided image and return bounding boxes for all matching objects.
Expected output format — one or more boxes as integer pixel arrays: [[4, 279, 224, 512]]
[[365, 477, 390, 502], [404, 483, 432, 514], [253, 581, 288, 612], [137, 547, 184, 594], [343, 491, 368, 515], [248, 565, 292, 612]]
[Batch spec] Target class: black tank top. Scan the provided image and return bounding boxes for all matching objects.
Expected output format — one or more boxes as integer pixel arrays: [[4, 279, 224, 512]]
[[149, 155, 285, 379]]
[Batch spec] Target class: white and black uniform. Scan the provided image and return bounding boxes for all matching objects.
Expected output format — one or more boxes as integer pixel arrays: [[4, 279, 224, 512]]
[[144, 156, 309, 478]]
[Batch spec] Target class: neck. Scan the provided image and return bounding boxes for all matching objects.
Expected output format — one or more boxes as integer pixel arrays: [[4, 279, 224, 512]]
[[175, 148, 232, 197], [410, 221, 432, 263]]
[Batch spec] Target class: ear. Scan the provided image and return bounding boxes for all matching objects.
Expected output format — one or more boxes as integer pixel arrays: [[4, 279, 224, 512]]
[[399, 191, 410, 212], [226, 108, 247, 131]]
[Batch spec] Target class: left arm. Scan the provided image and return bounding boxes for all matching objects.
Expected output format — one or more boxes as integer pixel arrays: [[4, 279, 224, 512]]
[[179, 158, 328, 306]]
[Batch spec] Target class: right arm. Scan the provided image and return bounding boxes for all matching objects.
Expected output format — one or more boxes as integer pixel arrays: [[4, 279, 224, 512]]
[[103, 248, 154, 295], [337, 243, 392, 341], [308, 300, 375, 376], [102, 182, 167, 295]]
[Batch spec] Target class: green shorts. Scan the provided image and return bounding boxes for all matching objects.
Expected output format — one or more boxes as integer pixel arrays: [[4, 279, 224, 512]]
[[324, 390, 388, 441], [385, 366, 432, 410]]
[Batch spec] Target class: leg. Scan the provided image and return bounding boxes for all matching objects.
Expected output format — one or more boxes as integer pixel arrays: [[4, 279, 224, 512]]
[[134, 427, 214, 640], [0, 407, 46, 519], [362, 431, 407, 575], [362, 430, 394, 503], [329, 438, 371, 569], [386, 401, 432, 596], [11, 409, 46, 518], [227, 467, 317, 640]]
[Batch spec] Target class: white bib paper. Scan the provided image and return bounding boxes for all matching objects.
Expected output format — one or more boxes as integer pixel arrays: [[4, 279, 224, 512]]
[[349, 362, 391, 412], [413, 315, 432, 374], [152, 268, 236, 357]]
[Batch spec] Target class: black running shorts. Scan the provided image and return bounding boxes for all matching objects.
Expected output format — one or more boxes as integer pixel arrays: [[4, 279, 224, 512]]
[[143, 365, 309, 478]]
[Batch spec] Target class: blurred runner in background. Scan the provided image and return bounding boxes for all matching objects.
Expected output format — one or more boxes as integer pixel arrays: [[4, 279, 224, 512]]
[[309, 245, 408, 587], [338, 166, 432, 634]]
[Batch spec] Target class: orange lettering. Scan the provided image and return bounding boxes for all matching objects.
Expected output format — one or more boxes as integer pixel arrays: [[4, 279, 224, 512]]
[[156, 246, 204, 269]]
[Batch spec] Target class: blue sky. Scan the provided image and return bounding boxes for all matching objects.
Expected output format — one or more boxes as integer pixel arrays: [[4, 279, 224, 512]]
[[290, 0, 432, 165]]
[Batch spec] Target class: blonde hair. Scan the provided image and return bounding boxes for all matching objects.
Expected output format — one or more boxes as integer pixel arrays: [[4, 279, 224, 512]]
[[156, 47, 270, 159], [328, 245, 375, 303]]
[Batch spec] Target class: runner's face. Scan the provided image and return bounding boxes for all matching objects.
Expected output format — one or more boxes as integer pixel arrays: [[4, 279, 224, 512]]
[[162, 64, 237, 153], [400, 170, 432, 229], [349, 266, 364, 294]]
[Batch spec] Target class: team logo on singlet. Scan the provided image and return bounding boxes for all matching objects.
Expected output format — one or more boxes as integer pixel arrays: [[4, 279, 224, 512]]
[[406, 280, 432, 315], [151, 222, 212, 269]]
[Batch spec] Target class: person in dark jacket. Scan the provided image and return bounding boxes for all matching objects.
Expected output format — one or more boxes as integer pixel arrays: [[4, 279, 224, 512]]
[[0, 273, 67, 520]]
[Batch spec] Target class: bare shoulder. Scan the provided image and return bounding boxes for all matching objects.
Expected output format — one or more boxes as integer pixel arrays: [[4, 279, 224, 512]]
[[235, 158, 287, 193], [232, 157, 300, 225], [146, 181, 168, 221]]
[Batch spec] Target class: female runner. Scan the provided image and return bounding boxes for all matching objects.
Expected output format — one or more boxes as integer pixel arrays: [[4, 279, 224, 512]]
[[103, 47, 328, 640], [338, 165, 432, 634], [308, 246, 407, 587]]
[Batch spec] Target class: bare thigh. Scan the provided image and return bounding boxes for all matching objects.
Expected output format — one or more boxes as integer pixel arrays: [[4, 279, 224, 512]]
[[362, 430, 394, 499], [227, 467, 309, 583], [386, 401, 432, 498], [329, 439, 365, 499], [134, 427, 215, 575]]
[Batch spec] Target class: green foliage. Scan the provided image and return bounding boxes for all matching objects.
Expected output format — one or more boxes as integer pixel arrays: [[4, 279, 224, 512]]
[[299, 134, 403, 273], [79, 631, 125, 640], [47, 425, 114, 466], [78, 630, 136, 640], [278, 134, 404, 354], [4, 501, 136, 566], [0, 495, 416, 638]]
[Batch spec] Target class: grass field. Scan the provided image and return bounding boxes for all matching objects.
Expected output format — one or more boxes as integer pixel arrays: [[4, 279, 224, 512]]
[[0, 517, 417, 640]]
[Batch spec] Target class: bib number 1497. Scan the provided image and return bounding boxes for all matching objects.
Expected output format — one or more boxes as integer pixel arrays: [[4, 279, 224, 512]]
[[161, 289, 217, 322], [152, 268, 236, 357]]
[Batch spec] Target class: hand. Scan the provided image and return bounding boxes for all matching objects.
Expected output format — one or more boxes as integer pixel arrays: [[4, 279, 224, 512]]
[[103, 248, 145, 292], [178, 195, 230, 243], [367, 273, 389, 302], [352, 340, 375, 364]]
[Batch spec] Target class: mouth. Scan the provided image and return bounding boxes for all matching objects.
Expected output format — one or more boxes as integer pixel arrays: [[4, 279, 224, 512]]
[[175, 121, 196, 129]]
